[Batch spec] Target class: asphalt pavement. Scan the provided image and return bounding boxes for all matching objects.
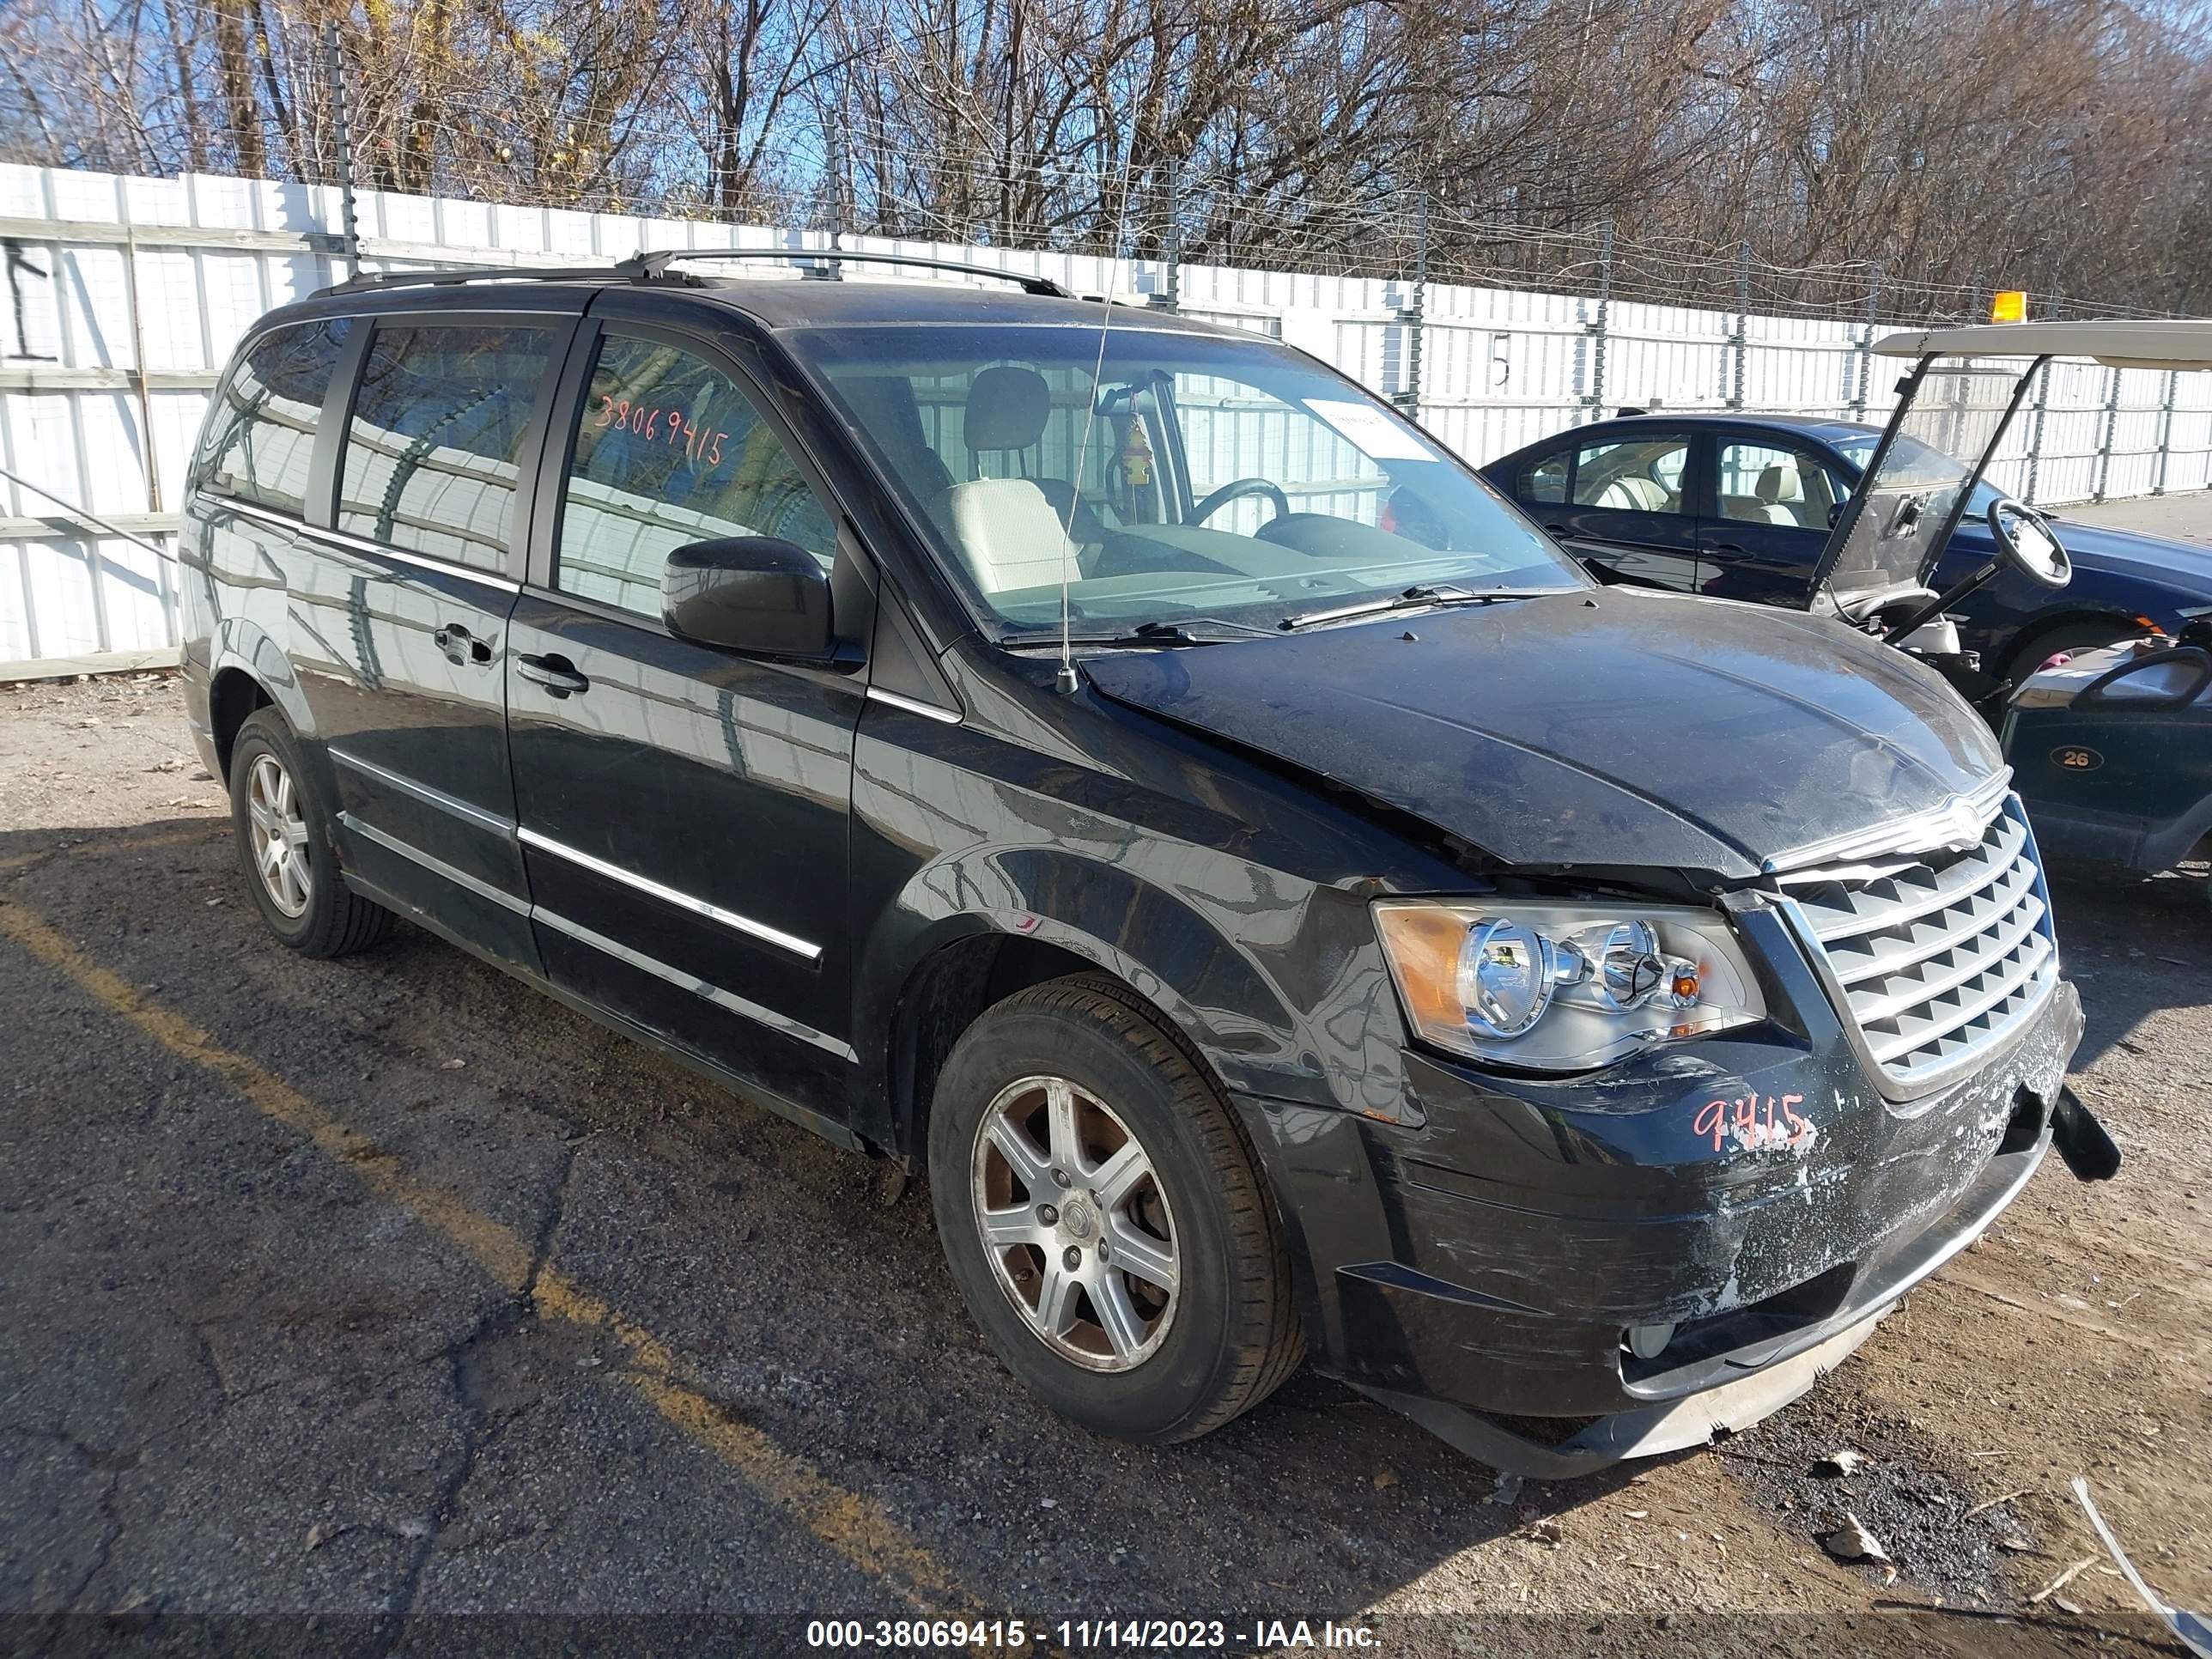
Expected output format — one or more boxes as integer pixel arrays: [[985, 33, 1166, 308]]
[[3, 671, 2203, 1659]]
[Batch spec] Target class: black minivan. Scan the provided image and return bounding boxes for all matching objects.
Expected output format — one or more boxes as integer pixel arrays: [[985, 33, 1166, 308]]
[[178, 252, 2112, 1474]]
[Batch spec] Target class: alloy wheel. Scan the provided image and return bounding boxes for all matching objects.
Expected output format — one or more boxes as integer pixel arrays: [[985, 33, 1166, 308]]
[[246, 752, 313, 918], [969, 1074, 1181, 1372]]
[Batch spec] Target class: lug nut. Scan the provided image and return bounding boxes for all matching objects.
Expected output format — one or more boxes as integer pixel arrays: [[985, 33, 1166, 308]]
[[1037, 1204, 1058, 1225], [1063, 1246, 1081, 1270], [1051, 1168, 1073, 1188]]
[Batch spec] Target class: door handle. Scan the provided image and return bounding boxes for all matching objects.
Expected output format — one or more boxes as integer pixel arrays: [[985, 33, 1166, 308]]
[[1708, 543, 1747, 554], [434, 623, 496, 666], [517, 653, 590, 697], [1543, 524, 1571, 536]]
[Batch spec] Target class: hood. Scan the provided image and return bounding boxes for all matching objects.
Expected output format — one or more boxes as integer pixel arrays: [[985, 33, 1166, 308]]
[[2043, 517, 2212, 597], [1085, 590, 2002, 880]]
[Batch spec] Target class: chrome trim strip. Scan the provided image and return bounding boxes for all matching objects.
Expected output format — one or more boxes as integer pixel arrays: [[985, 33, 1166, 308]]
[[337, 812, 530, 915], [1762, 769, 2013, 876], [208, 495, 304, 537], [219, 495, 522, 592], [515, 826, 823, 963], [328, 747, 515, 837], [532, 908, 857, 1061], [866, 685, 963, 725]]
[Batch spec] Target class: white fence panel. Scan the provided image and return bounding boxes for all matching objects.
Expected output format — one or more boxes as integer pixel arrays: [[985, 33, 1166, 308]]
[[2169, 375, 2212, 492], [1, 159, 2206, 672]]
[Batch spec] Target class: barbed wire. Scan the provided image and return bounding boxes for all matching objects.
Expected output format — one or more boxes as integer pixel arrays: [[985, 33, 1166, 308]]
[[0, 6, 2181, 331]]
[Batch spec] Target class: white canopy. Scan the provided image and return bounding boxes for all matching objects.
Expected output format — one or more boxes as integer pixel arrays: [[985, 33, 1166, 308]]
[[1871, 319, 2212, 371]]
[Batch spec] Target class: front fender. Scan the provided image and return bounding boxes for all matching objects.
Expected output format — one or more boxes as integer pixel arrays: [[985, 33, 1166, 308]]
[[850, 791, 1418, 1140]]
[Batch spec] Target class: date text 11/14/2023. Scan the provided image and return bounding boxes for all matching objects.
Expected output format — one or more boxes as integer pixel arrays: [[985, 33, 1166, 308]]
[[804, 1619, 1381, 1650]]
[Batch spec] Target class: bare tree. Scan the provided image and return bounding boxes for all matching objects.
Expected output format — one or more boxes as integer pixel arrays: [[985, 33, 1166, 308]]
[[0, 0, 2204, 313]]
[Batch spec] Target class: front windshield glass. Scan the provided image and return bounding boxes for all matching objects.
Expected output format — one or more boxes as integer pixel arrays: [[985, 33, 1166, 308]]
[[1834, 434, 2002, 516], [790, 323, 1583, 636]]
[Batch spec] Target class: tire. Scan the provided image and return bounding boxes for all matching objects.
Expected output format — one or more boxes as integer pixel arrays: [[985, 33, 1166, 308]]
[[228, 709, 392, 958], [927, 974, 1303, 1443], [2001, 619, 2142, 688]]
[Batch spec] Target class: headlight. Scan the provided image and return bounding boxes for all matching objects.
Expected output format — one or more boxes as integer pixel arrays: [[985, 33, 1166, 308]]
[[1372, 899, 1765, 1071]]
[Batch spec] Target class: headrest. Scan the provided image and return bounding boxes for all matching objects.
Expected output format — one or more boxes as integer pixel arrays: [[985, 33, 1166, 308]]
[[965, 366, 1052, 452], [1600, 476, 1667, 511], [1756, 464, 1801, 503], [940, 477, 1075, 595]]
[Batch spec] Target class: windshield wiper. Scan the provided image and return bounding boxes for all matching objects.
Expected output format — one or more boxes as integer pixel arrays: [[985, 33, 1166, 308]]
[[1278, 584, 1561, 631], [1005, 617, 1269, 649]]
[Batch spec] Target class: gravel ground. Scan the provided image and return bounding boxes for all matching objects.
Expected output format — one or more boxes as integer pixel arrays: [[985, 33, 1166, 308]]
[[0, 672, 2205, 1658]]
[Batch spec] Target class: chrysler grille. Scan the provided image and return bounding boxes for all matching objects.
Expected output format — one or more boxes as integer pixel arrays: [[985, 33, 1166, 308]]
[[1777, 795, 2057, 1090]]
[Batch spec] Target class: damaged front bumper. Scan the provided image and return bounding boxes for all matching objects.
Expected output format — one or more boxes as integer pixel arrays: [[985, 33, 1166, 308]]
[[1232, 976, 2106, 1475]]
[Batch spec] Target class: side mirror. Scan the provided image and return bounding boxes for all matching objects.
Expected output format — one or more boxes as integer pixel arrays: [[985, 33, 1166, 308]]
[[662, 537, 833, 659], [1828, 501, 1846, 531]]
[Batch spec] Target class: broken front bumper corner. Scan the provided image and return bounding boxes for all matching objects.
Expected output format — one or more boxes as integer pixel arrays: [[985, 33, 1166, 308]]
[[1354, 1307, 1889, 1480], [1352, 1078, 2112, 1478]]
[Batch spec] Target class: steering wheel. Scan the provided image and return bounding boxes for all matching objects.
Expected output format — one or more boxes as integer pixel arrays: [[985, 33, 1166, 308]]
[[1987, 498, 2072, 589], [1191, 477, 1291, 527]]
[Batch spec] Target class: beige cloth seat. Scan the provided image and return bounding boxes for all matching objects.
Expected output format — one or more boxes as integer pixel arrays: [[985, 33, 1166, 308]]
[[942, 477, 1077, 594], [1595, 475, 1670, 512], [1756, 463, 1806, 525], [962, 364, 1103, 541], [1718, 464, 1803, 526]]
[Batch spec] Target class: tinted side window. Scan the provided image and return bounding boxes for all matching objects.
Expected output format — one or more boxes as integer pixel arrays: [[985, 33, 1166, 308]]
[[1717, 440, 1843, 530], [1571, 436, 1691, 515], [1520, 453, 1568, 504], [198, 319, 350, 514], [555, 335, 836, 618], [337, 323, 558, 570]]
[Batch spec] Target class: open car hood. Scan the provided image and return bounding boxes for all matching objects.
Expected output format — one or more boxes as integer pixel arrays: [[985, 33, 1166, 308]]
[[1085, 589, 2004, 880]]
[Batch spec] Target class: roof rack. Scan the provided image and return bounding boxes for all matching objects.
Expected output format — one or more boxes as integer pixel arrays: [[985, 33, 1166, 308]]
[[313, 248, 1077, 303], [318, 263, 611, 296], [613, 248, 1073, 298]]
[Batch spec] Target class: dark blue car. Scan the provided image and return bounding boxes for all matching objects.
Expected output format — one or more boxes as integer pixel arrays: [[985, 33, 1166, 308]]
[[1481, 414, 2212, 694]]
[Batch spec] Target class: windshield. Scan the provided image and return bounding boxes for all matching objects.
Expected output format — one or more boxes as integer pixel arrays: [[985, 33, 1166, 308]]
[[1833, 434, 2002, 516], [789, 323, 1583, 637]]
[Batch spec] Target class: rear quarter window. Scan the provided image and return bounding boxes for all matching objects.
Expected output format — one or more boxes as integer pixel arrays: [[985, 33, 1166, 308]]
[[196, 319, 351, 514], [1520, 453, 1568, 504]]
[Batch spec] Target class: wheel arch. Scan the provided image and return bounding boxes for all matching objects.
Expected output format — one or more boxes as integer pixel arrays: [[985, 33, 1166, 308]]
[[884, 928, 1105, 1163], [860, 850, 1375, 1162], [1998, 603, 2162, 678], [204, 619, 318, 783], [207, 665, 272, 782], [876, 915, 1279, 1165]]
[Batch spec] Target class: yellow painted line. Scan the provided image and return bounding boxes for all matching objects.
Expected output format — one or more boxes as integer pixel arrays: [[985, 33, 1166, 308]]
[[0, 895, 982, 1621]]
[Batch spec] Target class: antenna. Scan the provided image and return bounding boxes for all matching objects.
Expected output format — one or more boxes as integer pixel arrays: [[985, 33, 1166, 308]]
[[1054, 144, 1143, 695]]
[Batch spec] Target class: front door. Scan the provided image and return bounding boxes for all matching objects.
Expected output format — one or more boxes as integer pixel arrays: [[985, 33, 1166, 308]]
[[505, 315, 869, 1121], [1547, 431, 1703, 591], [1695, 437, 1844, 605], [300, 308, 575, 969]]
